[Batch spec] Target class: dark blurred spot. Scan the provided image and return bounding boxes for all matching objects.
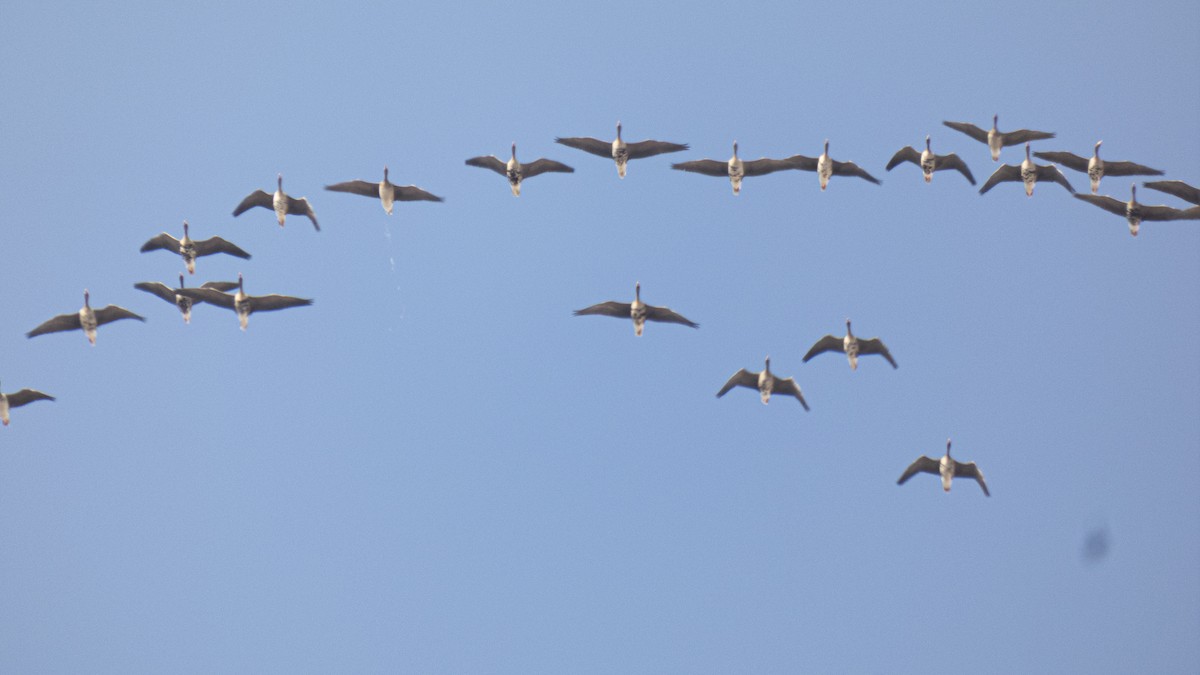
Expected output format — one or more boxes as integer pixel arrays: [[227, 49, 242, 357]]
[[1082, 527, 1110, 563]]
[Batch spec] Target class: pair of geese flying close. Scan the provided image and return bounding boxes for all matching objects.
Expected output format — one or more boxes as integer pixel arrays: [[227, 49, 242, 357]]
[[671, 140, 880, 194], [233, 170, 445, 227]]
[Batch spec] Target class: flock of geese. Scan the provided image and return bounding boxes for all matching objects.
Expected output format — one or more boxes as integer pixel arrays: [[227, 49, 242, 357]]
[[7, 116, 1200, 497]]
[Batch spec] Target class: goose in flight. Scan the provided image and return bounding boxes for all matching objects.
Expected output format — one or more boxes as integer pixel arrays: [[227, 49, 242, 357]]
[[979, 143, 1075, 196], [0, 382, 55, 426], [324, 166, 444, 214], [134, 274, 240, 323], [176, 273, 312, 331], [1142, 180, 1200, 205], [1034, 141, 1163, 193], [139, 221, 251, 274], [465, 142, 573, 196], [897, 439, 990, 496], [1074, 183, 1200, 237], [555, 121, 688, 178], [716, 357, 809, 410], [671, 141, 803, 195], [785, 140, 881, 190], [233, 174, 320, 231], [943, 114, 1055, 161], [885, 135, 975, 185], [26, 290, 145, 344], [802, 319, 897, 370], [573, 282, 698, 336]]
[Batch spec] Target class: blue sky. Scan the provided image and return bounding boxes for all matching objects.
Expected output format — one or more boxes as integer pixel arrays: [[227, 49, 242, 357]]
[[2, 1, 1198, 672]]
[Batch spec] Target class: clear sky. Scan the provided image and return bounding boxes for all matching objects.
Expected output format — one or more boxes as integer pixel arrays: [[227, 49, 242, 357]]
[[2, 1, 1198, 672]]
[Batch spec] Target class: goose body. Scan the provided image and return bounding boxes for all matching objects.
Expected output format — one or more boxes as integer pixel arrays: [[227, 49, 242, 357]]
[[555, 121, 688, 178], [716, 357, 809, 410], [885, 135, 975, 185], [0, 383, 55, 426], [979, 143, 1075, 196], [1074, 183, 1199, 237], [802, 319, 897, 370], [325, 166, 443, 214], [573, 282, 699, 336], [1034, 141, 1164, 193], [140, 221, 251, 274], [1142, 180, 1200, 206], [134, 274, 240, 323], [465, 142, 573, 196], [671, 142, 801, 195], [27, 290, 145, 345], [176, 273, 312, 331], [943, 114, 1055, 162], [897, 439, 990, 496], [233, 174, 320, 231]]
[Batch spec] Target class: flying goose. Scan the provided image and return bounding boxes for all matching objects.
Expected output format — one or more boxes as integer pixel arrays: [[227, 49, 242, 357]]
[[233, 174, 320, 231], [1073, 183, 1200, 237], [465, 142, 574, 196], [943, 114, 1055, 161], [573, 282, 699, 336], [134, 274, 240, 323], [0, 382, 55, 426], [671, 142, 803, 195], [175, 273, 312, 331], [1034, 141, 1164, 193], [785, 140, 881, 190], [885, 135, 976, 185], [1142, 180, 1200, 205], [26, 290, 145, 344], [716, 357, 810, 410], [555, 121, 689, 178], [324, 166, 444, 214], [802, 319, 897, 370], [897, 439, 990, 496], [979, 143, 1075, 196], [139, 221, 251, 274]]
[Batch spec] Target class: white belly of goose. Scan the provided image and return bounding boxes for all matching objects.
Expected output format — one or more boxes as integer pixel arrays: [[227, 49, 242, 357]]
[[0, 397, 9, 426], [79, 307, 98, 344], [1021, 163, 1038, 196], [1088, 157, 1104, 194], [728, 160, 744, 194], [613, 140, 628, 178], [758, 372, 774, 404], [630, 301, 647, 336], [940, 455, 954, 491], [273, 190, 287, 225], [987, 131, 1002, 161], [844, 335, 859, 370], [818, 155, 832, 190], [379, 182, 395, 214], [920, 150, 935, 182]]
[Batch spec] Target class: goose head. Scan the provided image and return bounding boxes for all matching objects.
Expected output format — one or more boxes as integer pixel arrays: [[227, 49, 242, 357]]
[[182, 220, 190, 238], [1094, 140, 1103, 158], [178, 273, 186, 289], [1024, 142, 1032, 162], [925, 135, 932, 152], [822, 139, 830, 156], [83, 289, 90, 309], [616, 121, 622, 140], [732, 140, 739, 159], [237, 272, 245, 293], [276, 173, 283, 190], [992, 114, 999, 131], [764, 355, 771, 373], [845, 317, 853, 336], [384, 165, 390, 182], [945, 438, 953, 457], [634, 281, 641, 301], [510, 142, 517, 160]]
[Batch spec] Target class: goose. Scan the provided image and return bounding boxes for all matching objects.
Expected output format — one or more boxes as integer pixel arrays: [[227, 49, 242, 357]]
[[897, 439, 990, 496], [1034, 141, 1164, 193], [139, 221, 251, 274], [573, 282, 699, 336], [1073, 183, 1200, 237], [324, 166, 444, 214], [175, 273, 312, 331], [885, 135, 976, 185], [979, 143, 1075, 196], [802, 319, 897, 370], [716, 357, 810, 410], [233, 174, 320, 231], [134, 274, 240, 323], [26, 290, 145, 344], [465, 143, 573, 196], [0, 382, 55, 426], [1142, 180, 1200, 205], [785, 140, 881, 190], [555, 121, 688, 178], [671, 141, 803, 195], [943, 114, 1055, 161]]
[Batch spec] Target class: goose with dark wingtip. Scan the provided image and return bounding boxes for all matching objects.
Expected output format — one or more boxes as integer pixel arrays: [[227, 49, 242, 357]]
[[1142, 180, 1200, 206], [555, 121, 688, 178], [802, 318, 897, 370], [716, 357, 809, 410], [886, 135, 975, 185], [140, 221, 251, 274], [1074, 183, 1200, 237], [1034, 141, 1163, 194], [785, 140, 881, 190], [27, 290, 145, 345], [672, 141, 803, 195], [943, 114, 1055, 161], [897, 439, 990, 496], [176, 273, 312, 331], [0, 381, 55, 426], [979, 143, 1075, 196], [465, 142, 573, 196], [325, 166, 443, 214], [573, 282, 698, 336], [135, 274, 240, 323], [233, 174, 320, 231]]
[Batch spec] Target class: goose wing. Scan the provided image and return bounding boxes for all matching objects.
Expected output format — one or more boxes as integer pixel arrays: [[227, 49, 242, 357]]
[[133, 281, 178, 304], [671, 159, 729, 176], [248, 294, 313, 312], [232, 189, 272, 216], [716, 369, 759, 398], [935, 153, 976, 185], [1142, 204, 1198, 221], [1001, 128, 1055, 147], [978, 164, 1022, 194], [953, 460, 990, 496], [831, 160, 881, 185], [26, 312, 83, 338], [802, 334, 844, 362], [1073, 194, 1127, 216], [139, 232, 181, 253], [5, 389, 55, 408], [521, 158, 575, 178], [93, 305, 145, 327], [554, 136, 612, 158], [393, 185, 444, 202], [626, 139, 689, 159], [193, 236, 252, 259], [573, 301, 632, 319], [1143, 180, 1200, 205], [885, 146, 921, 171], [781, 154, 820, 172], [1031, 150, 1089, 172], [772, 377, 810, 411], [200, 280, 241, 292], [897, 456, 940, 485], [286, 196, 320, 231], [1034, 165, 1076, 193], [1101, 160, 1165, 177], [324, 179, 378, 197], [743, 157, 801, 177], [856, 338, 897, 368], [643, 304, 699, 329], [942, 120, 989, 144], [176, 287, 236, 309], [465, 155, 508, 175]]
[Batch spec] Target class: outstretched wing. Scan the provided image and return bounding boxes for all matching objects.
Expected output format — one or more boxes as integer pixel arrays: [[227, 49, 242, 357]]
[[886, 146, 921, 171], [1001, 128, 1056, 147], [176, 287, 236, 309], [1102, 160, 1164, 177], [831, 160, 881, 185], [671, 159, 729, 177], [772, 377, 810, 411], [1035, 165, 1075, 193], [978, 164, 1022, 194], [193, 236, 251, 259], [743, 157, 805, 177], [1073, 194, 1127, 217], [200, 280, 241, 292], [26, 312, 82, 338], [626, 139, 689, 160], [6, 389, 55, 408], [394, 185, 444, 202], [897, 456, 940, 486], [857, 338, 897, 369], [954, 461, 990, 496], [93, 305, 145, 327], [521, 159, 575, 178], [324, 179, 378, 197], [134, 281, 178, 304], [554, 136, 612, 158], [465, 155, 508, 175], [1031, 150, 1088, 172], [716, 369, 758, 398], [935, 153, 975, 185], [802, 335, 844, 362], [573, 301, 631, 319], [942, 120, 988, 144], [286, 196, 320, 231], [140, 232, 181, 253], [249, 294, 314, 312], [232, 189, 272, 216], [1142, 180, 1200, 205], [644, 304, 699, 329]]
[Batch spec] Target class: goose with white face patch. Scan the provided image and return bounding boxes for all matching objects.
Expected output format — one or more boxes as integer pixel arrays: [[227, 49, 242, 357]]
[[26, 290, 145, 345], [716, 357, 809, 410], [573, 282, 699, 336], [139, 221, 251, 275], [885, 135, 975, 185], [233, 174, 320, 231], [897, 439, 990, 496], [671, 141, 803, 195], [0, 381, 55, 427], [325, 166, 444, 214], [1035, 141, 1163, 194], [979, 143, 1075, 196], [802, 319, 897, 370], [943, 114, 1055, 162], [555, 122, 689, 178], [465, 143, 574, 196]]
